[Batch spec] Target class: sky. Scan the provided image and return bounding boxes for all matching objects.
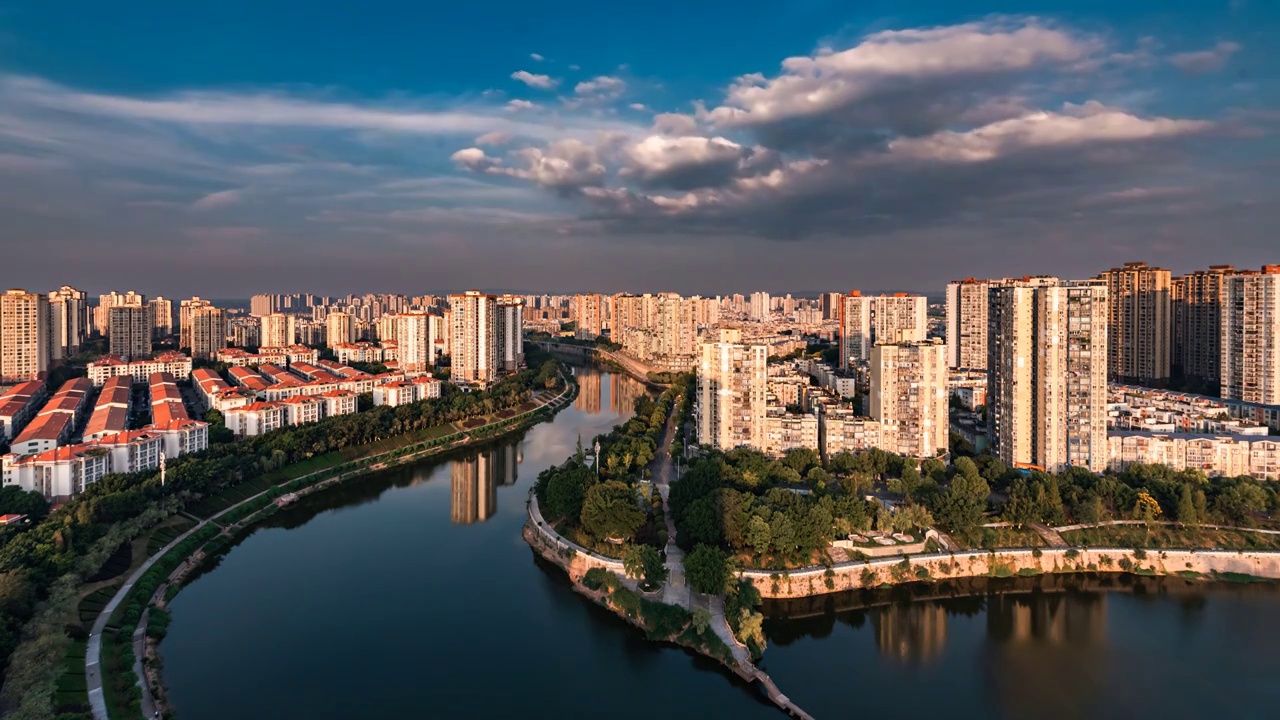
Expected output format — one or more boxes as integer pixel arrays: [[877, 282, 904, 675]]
[[0, 0, 1276, 297]]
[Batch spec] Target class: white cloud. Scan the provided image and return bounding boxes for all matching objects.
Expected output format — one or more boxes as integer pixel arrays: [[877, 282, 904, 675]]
[[504, 99, 539, 111], [1170, 41, 1241, 75], [629, 103, 649, 111], [707, 18, 1095, 127], [651, 113, 699, 136], [475, 131, 511, 145], [511, 70, 558, 89], [530, 53, 545, 62], [574, 75, 626, 97], [624, 135, 749, 186], [885, 103, 1212, 163], [191, 187, 245, 210]]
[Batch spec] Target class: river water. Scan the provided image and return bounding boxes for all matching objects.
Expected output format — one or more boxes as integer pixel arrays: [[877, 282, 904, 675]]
[[161, 365, 1280, 719]]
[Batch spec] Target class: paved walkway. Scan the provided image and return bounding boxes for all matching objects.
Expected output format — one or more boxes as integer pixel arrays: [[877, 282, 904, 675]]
[[651, 409, 690, 608], [1029, 523, 1069, 547]]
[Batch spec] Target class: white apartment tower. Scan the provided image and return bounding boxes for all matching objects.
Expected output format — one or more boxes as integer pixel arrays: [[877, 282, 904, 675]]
[[1221, 266, 1280, 405], [179, 297, 214, 349], [873, 294, 928, 346], [839, 292, 873, 368], [749, 292, 771, 322], [95, 291, 145, 337], [450, 291, 498, 384], [396, 310, 440, 372], [108, 305, 152, 361], [945, 279, 990, 370], [988, 279, 1109, 473], [496, 295, 525, 372], [870, 339, 948, 459], [697, 328, 769, 451], [572, 293, 604, 339], [47, 286, 87, 362], [1096, 261, 1172, 384], [190, 306, 228, 361], [1, 289, 50, 384], [149, 297, 173, 340], [259, 313, 296, 348], [325, 311, 356, 348]]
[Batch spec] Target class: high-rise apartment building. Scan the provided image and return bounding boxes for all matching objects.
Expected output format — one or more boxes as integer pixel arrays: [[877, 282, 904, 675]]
[[496, 295, 525, 372], [47, 286, 86, 362], [870, 340, 948, 458], [988, 280, 1109, 472], [572, 293, 604, 339], [250, 294, 274, 317], [839, 292, 873, 368], [873, 294, 928, 346], [95, 291, 145, 337], [325, 312, 356, 348], [1, 289, 50, 384], [395, 310, 440, 372], [749, 292, 771, 322], [108, 305, 152, 361], [1172, 265, 1233, 387], [259, 313, 296, 348], [450, 291, 498, 384], [820, 292, 844, 321], [179, 297, 214, 349], [190, 307, 228, 361], [697, 328, 768, 451], [1221, 266, 1280, 405], [1096, 262, 1171, 384], [945, 279, 990, 370], [149, 297, 174, 339]]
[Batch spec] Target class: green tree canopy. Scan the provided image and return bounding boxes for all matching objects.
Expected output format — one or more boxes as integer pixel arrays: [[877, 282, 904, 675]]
[[685, 543, 731, 595]]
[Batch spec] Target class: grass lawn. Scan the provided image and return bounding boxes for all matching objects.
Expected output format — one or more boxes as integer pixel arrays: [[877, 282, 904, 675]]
[[951, 526, 1047, 550], [1060, 524, 1280, 551]]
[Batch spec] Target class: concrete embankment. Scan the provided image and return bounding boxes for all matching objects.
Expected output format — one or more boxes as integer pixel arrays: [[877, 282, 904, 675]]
[[741, 546, 1280, 599]]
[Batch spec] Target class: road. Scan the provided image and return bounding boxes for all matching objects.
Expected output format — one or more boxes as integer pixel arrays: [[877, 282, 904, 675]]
[[651, 409, 689, 608]]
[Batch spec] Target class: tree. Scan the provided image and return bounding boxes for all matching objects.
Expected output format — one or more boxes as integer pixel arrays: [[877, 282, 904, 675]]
[[580, 480, 646, 541], [0, 487, 48, 521], [891, 504, 934, 534], [746, 515, 772, 557], [805, 466, 832, 489], [680, 497, 722, 546], [624, 544, 667, 589], [543, 467, 590, 522], [1131, 490, 1163, 523], [782, 448, 820, 476], [691, 606, 712, 635], [932, 469, 989, 532], [1176, 484, 1198, 525], [685, 544, 730, 595], [737, 608, 767, 657]]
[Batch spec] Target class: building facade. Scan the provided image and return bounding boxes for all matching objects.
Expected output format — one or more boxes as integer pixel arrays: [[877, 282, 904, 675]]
[[870, 339, 948, 458], [0, 289, 50, 384], [988, 280, 1109, 472], [107, 305, 152, 361], [945, 279, 989, 370], [1221, 266, 1280, 405], [1096, 262, 1172, 384], [1172, 265, 1233, 388], [697, 329, 768, 451], [450, 291, 498, 384]]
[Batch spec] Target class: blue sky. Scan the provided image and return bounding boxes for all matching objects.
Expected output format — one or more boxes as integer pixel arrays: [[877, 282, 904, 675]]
[[0, 0, 1275, 296]]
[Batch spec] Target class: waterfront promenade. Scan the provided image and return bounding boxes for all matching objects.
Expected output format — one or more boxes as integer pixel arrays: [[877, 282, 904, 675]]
[[88, 376, 576, 720]]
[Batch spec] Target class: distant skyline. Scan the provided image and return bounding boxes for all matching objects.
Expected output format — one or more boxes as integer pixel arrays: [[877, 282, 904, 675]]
[[1, 1, 1277, 296]]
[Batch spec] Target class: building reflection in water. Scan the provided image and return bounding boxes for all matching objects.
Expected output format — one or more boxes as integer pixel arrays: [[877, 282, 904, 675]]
[[450, 444, 521, 524], [982, 593, 1108, 720], [575, 370, 602, 414], [610, 372, 645, 417], [872, 603, 948, 666]]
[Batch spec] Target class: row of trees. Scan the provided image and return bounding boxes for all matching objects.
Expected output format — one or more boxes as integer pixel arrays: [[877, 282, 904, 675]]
[[0, 356, 564, 686], [534, 381, 681, 548]]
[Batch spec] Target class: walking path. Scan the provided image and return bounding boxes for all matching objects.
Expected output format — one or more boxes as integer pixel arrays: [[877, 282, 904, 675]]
[[1029, 522, 1069, 547], [88, 376, 575, 720], [651, 415, 690, 608]]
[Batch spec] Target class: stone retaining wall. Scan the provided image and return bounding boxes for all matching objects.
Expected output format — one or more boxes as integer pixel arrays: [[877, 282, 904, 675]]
[[741, 547, 1280, 599], [524, 493, 625, 580]]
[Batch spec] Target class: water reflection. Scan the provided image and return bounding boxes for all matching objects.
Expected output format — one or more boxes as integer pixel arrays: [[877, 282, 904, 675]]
[[450, 445, 522, 524], [573, 363, 646, 417], [873, 603, 948, 665]]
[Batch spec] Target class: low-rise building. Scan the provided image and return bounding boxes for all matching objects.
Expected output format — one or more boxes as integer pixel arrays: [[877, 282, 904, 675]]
[[820, 408, 882, 458], [83, 376, 132, 442], [372, 377, 442, 407], [763, 409, 819, 457], [87, 352, 192, 386], [1106, 431, 1280, 481], [9, 378, 93, 456], [0, 380, 48, 441]]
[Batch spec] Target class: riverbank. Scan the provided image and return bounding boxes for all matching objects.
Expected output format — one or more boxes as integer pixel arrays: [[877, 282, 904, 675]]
[[88, 373, 580, 720], [740, 545, 1280, 600]]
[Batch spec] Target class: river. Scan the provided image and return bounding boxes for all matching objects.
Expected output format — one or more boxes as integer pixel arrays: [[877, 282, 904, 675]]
[[160, 365, 1280, 719]]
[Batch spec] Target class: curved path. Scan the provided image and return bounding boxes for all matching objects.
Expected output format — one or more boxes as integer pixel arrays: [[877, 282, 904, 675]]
[[87, 377, 575, 720]]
